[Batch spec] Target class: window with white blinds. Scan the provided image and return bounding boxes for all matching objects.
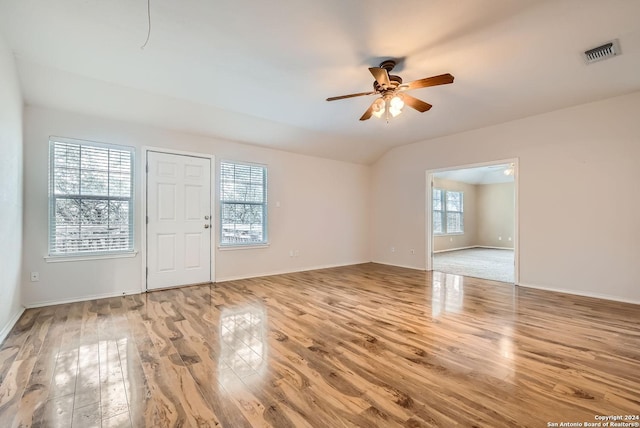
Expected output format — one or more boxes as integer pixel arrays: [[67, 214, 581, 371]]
[[220, 161, 267, 246], [433, 189, 464, 234], [49, 137, 134, 256]]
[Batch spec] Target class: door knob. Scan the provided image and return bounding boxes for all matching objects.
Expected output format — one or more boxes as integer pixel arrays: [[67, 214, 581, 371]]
[[204, 224, 210, 229], [204, 215, 210, 220]]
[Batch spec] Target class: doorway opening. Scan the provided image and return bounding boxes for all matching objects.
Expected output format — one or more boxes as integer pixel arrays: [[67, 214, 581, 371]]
[[426, 159, 518, 284]]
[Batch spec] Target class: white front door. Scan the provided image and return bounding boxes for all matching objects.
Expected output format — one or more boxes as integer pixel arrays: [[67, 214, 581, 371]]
[[146, 151, 212, 290]]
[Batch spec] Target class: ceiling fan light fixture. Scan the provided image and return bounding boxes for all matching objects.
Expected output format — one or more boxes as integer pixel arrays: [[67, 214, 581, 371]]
[[389, 105, 403, 117], [371, 98, 385, 118], [388, 94, 404, 118], [326, 60, 454, 122], [503, 163, 515, 176], [390, 95, 404, 110]]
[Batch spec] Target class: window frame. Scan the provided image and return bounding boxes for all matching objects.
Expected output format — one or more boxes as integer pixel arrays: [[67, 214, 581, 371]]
[[219, 160, 268, 248], [433, 188, 464, 235], [48, 136, 135, 258], [432, 188, 445, 235]]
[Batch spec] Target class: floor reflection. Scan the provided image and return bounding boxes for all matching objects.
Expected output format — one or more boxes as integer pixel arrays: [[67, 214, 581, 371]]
[[218, 305, 267, 390], [496, 326, 516, 380], [431, 271, 464, 317]]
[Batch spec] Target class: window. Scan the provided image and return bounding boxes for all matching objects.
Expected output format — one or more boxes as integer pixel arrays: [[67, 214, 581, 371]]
[[220, 161, 267, 246], [49, 137, 134, 256], [433, 189, 464, 234]]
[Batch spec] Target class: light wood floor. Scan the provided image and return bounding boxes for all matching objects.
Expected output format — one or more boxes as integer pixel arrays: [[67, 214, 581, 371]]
[[1, 263, 639, 427]]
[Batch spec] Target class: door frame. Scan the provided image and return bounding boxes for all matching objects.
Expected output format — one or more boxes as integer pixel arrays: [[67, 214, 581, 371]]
[[425, 158, 519, 284], [141, 146, 215, 292]]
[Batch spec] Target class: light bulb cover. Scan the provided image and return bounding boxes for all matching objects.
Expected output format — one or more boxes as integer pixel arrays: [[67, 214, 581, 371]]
[[372, 98, 385, 118], [390, 95, 404, 110], [389, 106, 402, 117]]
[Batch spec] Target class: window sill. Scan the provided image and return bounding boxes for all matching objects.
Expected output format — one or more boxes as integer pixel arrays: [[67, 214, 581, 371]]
[[218, 243, 270, 251], [434, 233, 465, 236], [45, 251, 138, 263]]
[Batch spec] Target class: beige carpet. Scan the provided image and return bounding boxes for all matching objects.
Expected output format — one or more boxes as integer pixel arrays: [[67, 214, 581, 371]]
[[433, 247, 514, 283]]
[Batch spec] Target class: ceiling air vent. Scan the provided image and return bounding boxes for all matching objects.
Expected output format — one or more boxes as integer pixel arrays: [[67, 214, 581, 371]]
[[584, 39, 621, 64]]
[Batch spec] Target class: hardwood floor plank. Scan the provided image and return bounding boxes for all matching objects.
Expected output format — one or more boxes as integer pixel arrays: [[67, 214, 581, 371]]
[[142, 291, 223, 427], [12, 304, 70, 428], [169, 306, 255, 427], [71, 400, 101, 428], [0, 356, 38, 426], [102, 410, 133, 428], [40, 392, 74, 428], [1, 263, 639, 427], [123, 296, 191, 428]]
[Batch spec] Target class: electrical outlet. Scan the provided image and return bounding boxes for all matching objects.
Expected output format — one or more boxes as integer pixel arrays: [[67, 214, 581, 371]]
[[410, 249, 415, 255], [289, 250, 294, 257], [30, 272, 39, 282]]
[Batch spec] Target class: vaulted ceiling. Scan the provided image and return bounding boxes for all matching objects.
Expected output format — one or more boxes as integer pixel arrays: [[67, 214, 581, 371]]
[[1, 0, 639, 164]]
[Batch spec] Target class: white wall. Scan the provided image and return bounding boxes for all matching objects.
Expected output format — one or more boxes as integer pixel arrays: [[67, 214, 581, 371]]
[[17, 88, 640, 307], [22, 106, 370, 306], [477, 182, 515, 249], [0, 35, 24, 340], [372, 91, 640, 303]]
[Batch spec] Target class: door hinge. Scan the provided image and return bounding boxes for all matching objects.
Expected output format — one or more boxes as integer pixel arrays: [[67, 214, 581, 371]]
[[146, 216, 149, 224], [146, 267, 148, 277], [146, 162, 149, 173]]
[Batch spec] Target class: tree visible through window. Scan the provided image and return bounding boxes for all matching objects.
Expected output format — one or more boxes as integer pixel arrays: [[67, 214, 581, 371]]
[[49, 137, 134, 255], [433, 189, 464, 234], [220, 161, 267, 246]]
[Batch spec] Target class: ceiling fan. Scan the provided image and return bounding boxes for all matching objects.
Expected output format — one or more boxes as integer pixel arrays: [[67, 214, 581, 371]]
[[326, 60, 454, 121]]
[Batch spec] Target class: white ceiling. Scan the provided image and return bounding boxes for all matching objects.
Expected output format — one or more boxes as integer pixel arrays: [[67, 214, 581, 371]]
[[435, 164, 514, 185], [1, 0, 639, 164]]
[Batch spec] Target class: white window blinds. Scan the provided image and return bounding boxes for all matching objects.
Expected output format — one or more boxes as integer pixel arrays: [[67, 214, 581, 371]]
[[445, 191, 464, 233], [220, 161, 267, 246], [433, 188, 444, 234], [49, 138, 134, 255]]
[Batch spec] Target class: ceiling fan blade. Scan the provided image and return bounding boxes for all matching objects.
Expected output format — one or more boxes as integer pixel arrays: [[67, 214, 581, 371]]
[[326, 91, 376, 101], [359, 102, 375, 121], [369, 67, 391, 88], [402, 94, 432, 112], [404, 73, 454, 90]]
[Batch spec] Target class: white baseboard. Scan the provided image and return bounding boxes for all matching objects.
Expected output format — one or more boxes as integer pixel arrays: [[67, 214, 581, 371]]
[[370, 260, 425, 271], [0, 307, 26, 344], [433, 246, 476, 254], [215, 260, 372, 283], [25, 289, 142, 308], [433, 245, 513, 254], [517, 282, 640, 306], [25, 262, 373, 305]]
